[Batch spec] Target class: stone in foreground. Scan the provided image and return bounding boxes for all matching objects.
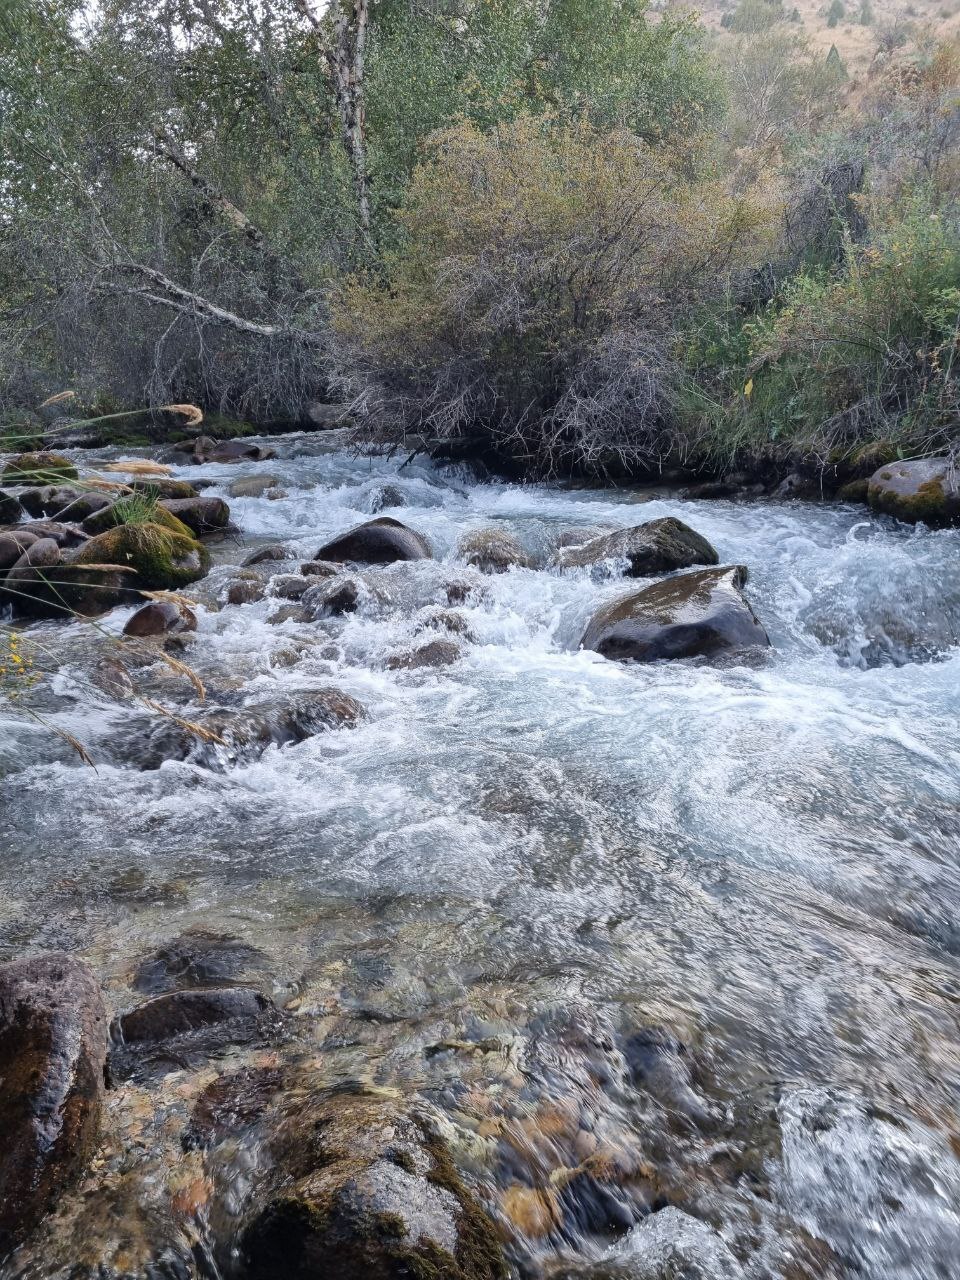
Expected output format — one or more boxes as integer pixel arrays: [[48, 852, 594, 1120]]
[[557, 516, 719, 576], [241, 1091, 506, 1280], [582, 566, 769, 663], [867, 457, 960, 526], [0, 953, 107, 1255], [315, 516, 431, 565]]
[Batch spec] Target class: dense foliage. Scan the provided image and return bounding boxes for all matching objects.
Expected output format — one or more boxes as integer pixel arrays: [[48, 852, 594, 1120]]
[[1, 0, 958, 477]]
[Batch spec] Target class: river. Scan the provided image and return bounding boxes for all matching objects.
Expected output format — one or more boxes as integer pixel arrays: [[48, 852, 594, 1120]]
[[2, 431, 960, 1279]]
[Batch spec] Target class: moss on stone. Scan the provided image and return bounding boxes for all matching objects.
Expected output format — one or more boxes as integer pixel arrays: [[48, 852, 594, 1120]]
[[2, 452, 78, 483], [72, 522, 209, 590]]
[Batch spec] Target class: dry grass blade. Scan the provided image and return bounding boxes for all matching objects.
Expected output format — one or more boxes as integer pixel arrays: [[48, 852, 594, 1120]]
[[139, 697, 224, 744], [64, 563, 139, 574], [164, 403, 204, 428], [138, 589, 199, 608], [154, 650, 206, 701], [85, 477, 133, 492], [55, 728, 96, 767], [98, 460, 173, 477], [39, 390, 77, 408]]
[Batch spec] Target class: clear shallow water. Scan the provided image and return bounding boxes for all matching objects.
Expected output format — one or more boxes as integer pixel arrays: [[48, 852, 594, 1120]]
[[2, 433, 960, 1279]]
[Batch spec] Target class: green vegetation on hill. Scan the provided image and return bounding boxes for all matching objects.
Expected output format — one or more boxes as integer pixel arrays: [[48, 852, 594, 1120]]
[[1, 0, 958, 479]]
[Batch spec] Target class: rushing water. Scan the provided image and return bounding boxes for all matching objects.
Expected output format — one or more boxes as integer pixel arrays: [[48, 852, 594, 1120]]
[[3, 431, 960, 1279]]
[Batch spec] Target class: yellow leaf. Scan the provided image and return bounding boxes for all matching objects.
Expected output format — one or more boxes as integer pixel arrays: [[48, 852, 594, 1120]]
[[743, 378, 754, 399]]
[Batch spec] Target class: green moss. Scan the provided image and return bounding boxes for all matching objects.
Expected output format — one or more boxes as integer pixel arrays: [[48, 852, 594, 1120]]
[[2, 452, 78, 483], [73, 522, 209, 589]]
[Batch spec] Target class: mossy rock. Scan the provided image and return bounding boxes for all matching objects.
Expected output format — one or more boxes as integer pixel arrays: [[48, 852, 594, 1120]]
[[82, 501, 195, 540], [2, 452, 78, 484], [836, 478, 869, 504], [72, 521, 210, 591], [867, 458, 960, 527]]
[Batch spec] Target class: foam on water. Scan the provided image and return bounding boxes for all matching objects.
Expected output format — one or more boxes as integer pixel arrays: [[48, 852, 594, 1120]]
[[3, 435, 960, 1277]]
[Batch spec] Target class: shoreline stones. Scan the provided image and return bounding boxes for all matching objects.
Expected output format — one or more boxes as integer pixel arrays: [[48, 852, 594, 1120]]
[[867, 457, 960, 526], [581, 566, 770, 663], [315, 516, 431, 565], [0, 953, 107, 1255], [558, 517, 719, 577]]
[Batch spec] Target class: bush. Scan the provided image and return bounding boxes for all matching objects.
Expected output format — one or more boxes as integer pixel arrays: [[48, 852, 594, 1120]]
[[333, 117, 772, 477], [727, 194, 960, 460], [724, 0, 786, 33]]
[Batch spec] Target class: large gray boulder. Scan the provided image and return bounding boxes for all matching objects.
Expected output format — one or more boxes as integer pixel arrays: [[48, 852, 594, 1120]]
[[315, 517, 431, 565], [867, 457, 960, 526], [0, 953, 107, 1254], [240, 1091, 506, 1280], [557, 517, 718, 577], [582, 566, 769, 663]]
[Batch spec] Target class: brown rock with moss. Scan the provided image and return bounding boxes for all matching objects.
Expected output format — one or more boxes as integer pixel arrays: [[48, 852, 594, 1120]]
[[240, 1092, 506, 1280], [867, 458, 960, 526], [2, 452, 78, 484], [0, 953, 107, 1255], [72, 522, 210, 592]]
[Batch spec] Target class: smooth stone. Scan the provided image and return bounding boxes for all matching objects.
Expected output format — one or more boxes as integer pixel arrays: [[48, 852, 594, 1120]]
[[159, 496, 230, 535], [230, 474, 282, 498], [0, 953, 107, 1255], [270, 574, 314, 601], [558, 517, 718, 577], [243, 544, 293, 566], [302, 576, 361, 618], [225, 574, 266, 605], [581, 566, 770, 663], [0, 529, 39, 572], [298, 560, 338, 577], [315, 516, 431, 565], [122, 599, 197, 638], [0, 490, 21, 524]]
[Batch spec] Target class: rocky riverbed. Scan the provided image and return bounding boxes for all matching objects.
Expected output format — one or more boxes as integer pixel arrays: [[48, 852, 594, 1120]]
[[2, 430, 960, 1279]]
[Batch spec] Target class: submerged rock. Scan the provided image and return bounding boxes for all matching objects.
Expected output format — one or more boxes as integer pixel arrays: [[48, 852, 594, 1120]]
[[315, 516, 431, 565], [122, 599, 197, 638], [230, 474, 282, 499], [0, 953, 107, 1255], [867, 457, 960, 526], [240, 1092, 506, 1280], [594, 1207, 745, 1280], [110, 987, 280, 1081], [581, 566, 769, 663], [137, 688, 365, 769], [558, 517, 719, 577], [225, 571, 266, 605], [457, 528, 530, 574], [243, 544, 293, 566], [387, 639, 462, 670], [132, 930, 267, 995]]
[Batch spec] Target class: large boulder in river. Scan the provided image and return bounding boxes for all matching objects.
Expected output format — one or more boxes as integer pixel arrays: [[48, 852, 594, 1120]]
[[240, 1091, 506, 1280], [867, 457, 960, 526], [457, 528, 530, 574], [582, 566, 769, 663], [558, 517, 719, 577], [315, 517, 431, 565], [0, 953, 107, 1255]]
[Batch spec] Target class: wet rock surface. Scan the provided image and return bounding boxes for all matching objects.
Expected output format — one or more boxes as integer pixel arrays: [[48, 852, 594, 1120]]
[[123, 599, 198, 638], [110, 987, 280, 1080], [558, 517, 719, 577], [315, 516, 431, 565], [458, 527, 531, 574], [0, 953, 107, 1255], [132, 931, 267, 995], [240, 1092, 507, 1280], [581, 566, 770, 663]]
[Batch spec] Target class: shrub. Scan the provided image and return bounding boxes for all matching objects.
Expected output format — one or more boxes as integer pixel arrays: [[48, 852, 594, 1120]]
[[333, 117, 772, 476], [724, 0, 786, 33]]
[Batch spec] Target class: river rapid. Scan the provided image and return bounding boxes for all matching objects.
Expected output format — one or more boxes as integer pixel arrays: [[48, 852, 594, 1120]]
[[2, 431, 960, 1280]]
